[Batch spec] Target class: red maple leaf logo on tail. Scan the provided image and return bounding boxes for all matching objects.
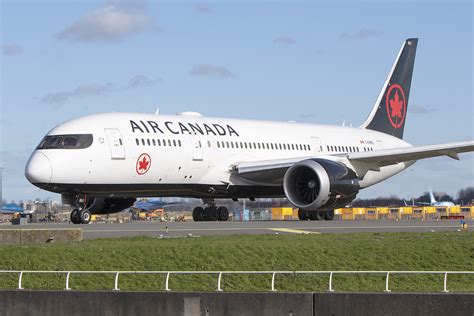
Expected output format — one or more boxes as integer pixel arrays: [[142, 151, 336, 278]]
[[389, 91, 404, 119], [138, 157, 149, 171]]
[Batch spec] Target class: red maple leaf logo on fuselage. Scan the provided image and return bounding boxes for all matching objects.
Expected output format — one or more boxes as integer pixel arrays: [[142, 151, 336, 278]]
[[138, 157, 149, 171], [136, 153, 151, 175]]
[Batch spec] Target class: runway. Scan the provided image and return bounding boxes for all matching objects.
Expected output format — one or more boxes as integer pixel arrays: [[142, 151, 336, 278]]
[[1, 219, 470, 239]]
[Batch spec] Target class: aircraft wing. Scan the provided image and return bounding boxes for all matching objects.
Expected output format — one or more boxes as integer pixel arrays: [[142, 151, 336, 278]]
[[231, 141, 474, 183], [347, 140, 474, 167]]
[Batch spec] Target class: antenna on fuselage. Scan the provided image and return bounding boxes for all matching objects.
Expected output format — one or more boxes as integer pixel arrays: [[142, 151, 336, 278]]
[[155, 107, 160, 115]]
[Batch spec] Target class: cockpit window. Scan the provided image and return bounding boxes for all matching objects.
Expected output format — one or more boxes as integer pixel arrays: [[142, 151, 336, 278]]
[[37, 134, 93, 150]]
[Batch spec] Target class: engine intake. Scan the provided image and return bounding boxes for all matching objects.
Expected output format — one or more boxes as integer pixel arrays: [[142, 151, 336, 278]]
[[283, 159, 359, 211]]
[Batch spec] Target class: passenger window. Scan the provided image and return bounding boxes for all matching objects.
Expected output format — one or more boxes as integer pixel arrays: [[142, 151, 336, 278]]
[[141, 139, 145, 146], [157, 139, 161, 146], [178, 140, 181, 147], [152, 139, 156, 146], [173, 140, 177, 147], [136, 139, 139, 145], [231, 142, 234, 149], [168, 139, 172, 146]]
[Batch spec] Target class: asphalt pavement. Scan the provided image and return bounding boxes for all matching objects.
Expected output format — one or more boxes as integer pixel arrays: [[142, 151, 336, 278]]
[[1, 219, 470, 239]]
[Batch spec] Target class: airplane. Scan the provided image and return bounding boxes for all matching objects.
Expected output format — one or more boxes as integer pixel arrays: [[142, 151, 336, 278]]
[[421, 188, 455, 207], [0, 203, 25, 214], [25, 38, 474, 224]]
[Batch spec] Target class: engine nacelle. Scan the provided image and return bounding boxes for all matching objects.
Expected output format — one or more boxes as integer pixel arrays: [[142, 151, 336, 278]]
[[283, 159, 359, 211], [86, 197, 136, 214]]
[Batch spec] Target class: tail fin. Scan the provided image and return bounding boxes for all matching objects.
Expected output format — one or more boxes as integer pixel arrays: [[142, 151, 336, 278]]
[[361, 38, 418, 139], [429, 188, 437, 204]]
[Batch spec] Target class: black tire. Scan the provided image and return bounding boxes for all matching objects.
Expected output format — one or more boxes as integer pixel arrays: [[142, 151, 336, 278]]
[[70, 210, 80, 224], [310, 211, 324, 221], [192, 207, 204, 222], [217, 206, 229, 221], [324, 210, 335, 221], [298, 209, 309, 221], [79, 210, 91, 224], [204, 207, 219, 221]]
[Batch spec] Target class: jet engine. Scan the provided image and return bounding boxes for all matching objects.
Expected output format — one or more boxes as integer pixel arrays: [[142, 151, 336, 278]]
[[86, 197, 136, 214], [283, 159, 359, 211]]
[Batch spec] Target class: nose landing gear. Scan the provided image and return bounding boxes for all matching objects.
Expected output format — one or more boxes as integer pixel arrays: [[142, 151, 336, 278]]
[[70, 209, 91, 224], [68, 194, 92, 224]]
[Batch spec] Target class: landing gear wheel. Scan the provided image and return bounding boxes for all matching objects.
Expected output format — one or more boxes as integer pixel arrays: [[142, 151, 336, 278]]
[[193, 207, 204, 222], [204, 207, 218, 221], [298, 209, 310, 221], [70, 210, 80, 224], [217, 206, 229, 221], [324, 210, 335, 221], [310, 211, 324, 221], [79, 209, 91, 224]]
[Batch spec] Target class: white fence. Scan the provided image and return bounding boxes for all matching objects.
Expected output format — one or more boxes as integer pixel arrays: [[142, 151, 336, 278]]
[[0, 270, 472, 293]]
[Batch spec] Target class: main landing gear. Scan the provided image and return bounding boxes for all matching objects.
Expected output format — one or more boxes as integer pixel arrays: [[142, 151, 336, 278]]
[[69, 194, 92, 224], [193, 199, 229, 222], [298, 209, 335, 221]]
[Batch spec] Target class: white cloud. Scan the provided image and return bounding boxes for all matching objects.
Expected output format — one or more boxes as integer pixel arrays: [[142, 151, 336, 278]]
[[409, 104, 436, 114], [340, 29, 384, 40], [41, 75, 161, 104], [2, 43, 23, 56], [57, 5, 158, 42], [195, 3, 212, 13], [272, 36, 296, 46], [189, 65, 235, 79]]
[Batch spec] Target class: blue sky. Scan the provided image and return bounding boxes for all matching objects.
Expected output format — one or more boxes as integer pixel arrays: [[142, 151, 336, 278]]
[[1, 0, 473, 202]]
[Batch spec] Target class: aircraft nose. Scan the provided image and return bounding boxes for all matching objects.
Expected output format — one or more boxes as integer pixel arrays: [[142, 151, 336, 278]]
[[25, 151, 52, 184]]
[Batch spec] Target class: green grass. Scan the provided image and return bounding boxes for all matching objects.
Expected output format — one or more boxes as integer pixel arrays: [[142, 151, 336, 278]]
[[0, 232, 473, 292]]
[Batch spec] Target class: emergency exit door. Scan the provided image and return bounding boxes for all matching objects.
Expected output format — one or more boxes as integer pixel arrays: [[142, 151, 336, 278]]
[[311, 137, 323, 154], [104, 128, 125, 159], [191, 135, 203, 161]]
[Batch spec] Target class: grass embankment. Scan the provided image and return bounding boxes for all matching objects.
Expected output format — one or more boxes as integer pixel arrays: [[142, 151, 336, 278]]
[[0, 232, 473, 292]]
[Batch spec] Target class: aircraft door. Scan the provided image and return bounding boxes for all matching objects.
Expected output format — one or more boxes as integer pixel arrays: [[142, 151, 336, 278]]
[[191, 135, 203, 161], [311, 137, 323, 154], [104, 128, 126, 159]]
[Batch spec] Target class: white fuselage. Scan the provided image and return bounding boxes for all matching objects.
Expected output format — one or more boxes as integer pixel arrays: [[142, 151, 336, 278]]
[[25, 112, 412, 198]]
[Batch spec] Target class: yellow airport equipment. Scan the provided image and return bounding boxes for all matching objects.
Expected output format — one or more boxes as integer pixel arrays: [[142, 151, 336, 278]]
[[388, 208, 399, 220], [412, 207, 424, 219], [448, 206, 461, 216], [423, 206, 436, 220], [377, 207, 389, 220], [436, 207, 448, 219], [366, 208, 377, 220], [292, 209, 299, 220], [339, 208, 354, 220], [352, 208, 366, 220], [400, 207, 412, 220], [271, 207, 293, 220], [460, 206, 473, 219]]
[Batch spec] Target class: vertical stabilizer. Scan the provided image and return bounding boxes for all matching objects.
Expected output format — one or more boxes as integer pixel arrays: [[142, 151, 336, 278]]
[[361, 38, 418, 139], [429, 188, 437, 205]]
